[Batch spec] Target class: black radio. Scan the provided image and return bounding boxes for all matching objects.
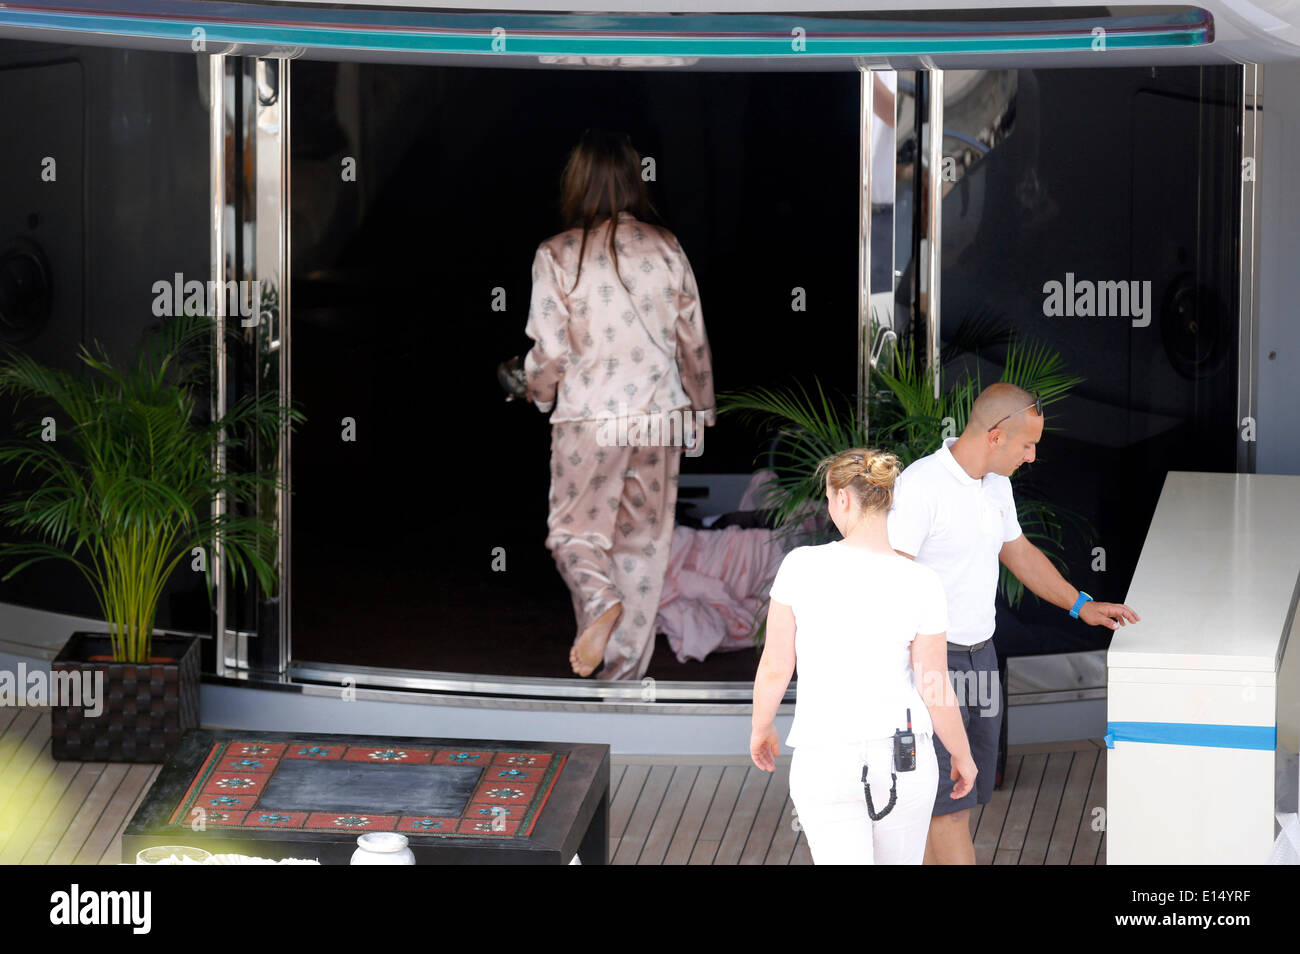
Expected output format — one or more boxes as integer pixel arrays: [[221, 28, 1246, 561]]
[[863, 709, 917, 820], [894, 709, 917, 773]]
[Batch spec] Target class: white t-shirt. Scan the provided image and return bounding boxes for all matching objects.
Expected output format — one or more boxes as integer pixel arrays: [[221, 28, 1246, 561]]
[[769, 542, 948, 747], [886, 437, 1023, 646]]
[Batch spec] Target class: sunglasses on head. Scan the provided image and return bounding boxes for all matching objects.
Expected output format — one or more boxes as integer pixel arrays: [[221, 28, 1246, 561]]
[[987, 390, 1042, 433]]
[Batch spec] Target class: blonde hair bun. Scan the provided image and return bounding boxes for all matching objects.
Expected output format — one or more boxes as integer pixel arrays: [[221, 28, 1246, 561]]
[[863, 452, 900, 488], [814, 447, 901, 515]]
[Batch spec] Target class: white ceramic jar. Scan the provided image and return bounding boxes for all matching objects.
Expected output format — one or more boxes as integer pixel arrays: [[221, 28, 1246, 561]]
[[350, 832, 415, 865], [135, 845, 212, 864]]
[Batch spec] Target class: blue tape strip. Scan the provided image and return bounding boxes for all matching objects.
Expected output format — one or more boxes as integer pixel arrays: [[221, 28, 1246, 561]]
[[1106, 721, 1275, 751]]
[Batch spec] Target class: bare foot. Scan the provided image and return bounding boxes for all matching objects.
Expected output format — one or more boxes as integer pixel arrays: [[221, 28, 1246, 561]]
[[570, 602, 622, 677]]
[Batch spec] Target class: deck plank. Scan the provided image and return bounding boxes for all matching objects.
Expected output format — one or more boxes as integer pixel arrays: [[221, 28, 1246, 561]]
[[47, 762, 129, 865], [0, 716, 53, 841], [1010, 739, 1104, 755], [637, 765, 700, 865], [688, 764, 748, 864], [739, 761, 790, 865], [789, 831, 813, 865], [973, 754, 1021, 865], [997, 753, 1047, 862], [609, 761, 646, 834], [76, 763, 155, 865], [662, 764, 723, 865], [21, 762, 105, 865], [0, 738, 74, 863], [714, 767, 772, 865], [1071, 748, 1107, 865], [603, 761, 626, 857], [1046, 750, 1098, 865], [608, 761, 649, 860], [101, 765, 162, 865], [0, 708, 41, 776], [612, 763, 674, 865], [764, 792, 801, 865], [1021, 751, 1073, 865]]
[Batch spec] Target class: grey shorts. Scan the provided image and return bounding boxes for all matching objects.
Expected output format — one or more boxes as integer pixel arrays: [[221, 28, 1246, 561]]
[[932, 640, 1001, 817]]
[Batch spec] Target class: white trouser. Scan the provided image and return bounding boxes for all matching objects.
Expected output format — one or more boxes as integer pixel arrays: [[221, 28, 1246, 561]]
[[789, 733, 938, 864]]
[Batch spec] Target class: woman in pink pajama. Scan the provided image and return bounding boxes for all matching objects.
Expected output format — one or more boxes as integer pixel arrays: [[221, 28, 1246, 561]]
[[522, 129, 716, 680]]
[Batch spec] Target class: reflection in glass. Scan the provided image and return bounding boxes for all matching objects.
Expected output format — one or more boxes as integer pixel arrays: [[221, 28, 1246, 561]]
[[867, 70, 897, 378], [937, 67, 1242, 661]]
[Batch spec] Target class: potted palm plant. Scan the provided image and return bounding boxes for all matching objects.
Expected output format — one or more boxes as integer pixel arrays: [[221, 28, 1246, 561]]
[[719, 323, 1092, 641], [0, 309, 303, 762]]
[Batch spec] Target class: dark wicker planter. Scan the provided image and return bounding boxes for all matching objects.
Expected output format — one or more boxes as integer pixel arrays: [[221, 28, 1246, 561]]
[[50, 631, 201, 763]]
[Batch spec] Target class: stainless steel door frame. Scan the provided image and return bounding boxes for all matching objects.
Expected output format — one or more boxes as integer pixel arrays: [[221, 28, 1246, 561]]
[[919, 69, 944, 400], [857, 65, 943, 429], [209, 53, 292, 676]]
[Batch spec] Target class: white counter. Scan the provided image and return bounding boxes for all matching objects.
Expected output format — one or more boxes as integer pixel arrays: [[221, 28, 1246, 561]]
[[1107, 471, 1300, 864]]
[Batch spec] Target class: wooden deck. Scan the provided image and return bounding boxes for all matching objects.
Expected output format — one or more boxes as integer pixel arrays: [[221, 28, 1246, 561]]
[[0, 706, 161, 865], [608, 739, 1107, 864], [0, 707, 1106, 864]]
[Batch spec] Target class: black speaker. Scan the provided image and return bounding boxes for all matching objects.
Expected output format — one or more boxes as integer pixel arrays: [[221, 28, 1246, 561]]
[[0, 237, 52, 346]]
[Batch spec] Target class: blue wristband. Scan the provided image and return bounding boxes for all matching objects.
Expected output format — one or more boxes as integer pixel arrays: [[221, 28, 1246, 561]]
[[1069, 592, 1093, 619]]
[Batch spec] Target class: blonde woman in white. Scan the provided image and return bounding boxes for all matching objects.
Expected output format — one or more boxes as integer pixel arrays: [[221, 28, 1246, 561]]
[[750, 449, 977, 864]]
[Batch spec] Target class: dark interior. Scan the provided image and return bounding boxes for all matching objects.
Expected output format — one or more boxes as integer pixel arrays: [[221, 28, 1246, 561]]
[[287, 64, 859, 679]]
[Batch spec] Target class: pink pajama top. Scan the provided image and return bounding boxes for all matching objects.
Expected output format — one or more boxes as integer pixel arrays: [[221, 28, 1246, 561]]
[[522, 210, 716, 427]]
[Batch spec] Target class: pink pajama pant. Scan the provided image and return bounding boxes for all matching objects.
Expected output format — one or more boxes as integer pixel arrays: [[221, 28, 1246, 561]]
[[546, 419, 682, 681]]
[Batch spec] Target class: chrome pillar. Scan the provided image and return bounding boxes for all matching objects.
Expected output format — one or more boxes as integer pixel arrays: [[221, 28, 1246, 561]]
[[858, 66, 871, 432], [919, 69, 944, 398], [857, 64, 900, 434], [1238, 63, 1261, 475], [209, 54, 293, 675], [253, 57, 292, 674], [209, 53, 231, 676]]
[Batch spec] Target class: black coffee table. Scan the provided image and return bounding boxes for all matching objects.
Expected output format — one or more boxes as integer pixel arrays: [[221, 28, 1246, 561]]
[[123, 729, 610, 864]]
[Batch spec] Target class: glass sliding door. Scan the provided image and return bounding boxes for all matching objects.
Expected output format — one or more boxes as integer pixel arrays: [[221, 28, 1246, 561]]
[[934, 66, 1243, 658], [0, 41, 212, 643]]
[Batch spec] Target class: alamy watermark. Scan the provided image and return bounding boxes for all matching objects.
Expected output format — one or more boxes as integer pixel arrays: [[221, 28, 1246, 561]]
[[0, 664, 104, 717], [151, 273, 263, 326], [917, 667, 1001, 718], [595, 403, 705, 457], [50, 885, 150, 934], [1042, 272, 1152, 327]]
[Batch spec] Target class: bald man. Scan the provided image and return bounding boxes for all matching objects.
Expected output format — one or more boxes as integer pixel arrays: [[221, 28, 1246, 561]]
[[887, 382, 1139, 864]]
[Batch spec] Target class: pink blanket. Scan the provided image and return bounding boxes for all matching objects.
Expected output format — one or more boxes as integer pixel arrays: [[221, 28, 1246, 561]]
[[656, 470, 822, 663], [656, 524, 785, 662]]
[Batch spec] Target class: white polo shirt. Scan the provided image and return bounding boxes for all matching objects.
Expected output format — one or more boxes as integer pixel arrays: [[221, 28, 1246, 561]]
[[769, 543, 948, 746], [886, 437, 1022, 647]]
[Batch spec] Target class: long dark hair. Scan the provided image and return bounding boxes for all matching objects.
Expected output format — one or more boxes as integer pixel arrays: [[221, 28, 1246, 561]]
[[558, 128, 665, 296]]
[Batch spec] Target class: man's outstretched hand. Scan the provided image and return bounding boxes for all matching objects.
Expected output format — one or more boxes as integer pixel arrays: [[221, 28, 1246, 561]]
[[1079, 600, 1140, 630]]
